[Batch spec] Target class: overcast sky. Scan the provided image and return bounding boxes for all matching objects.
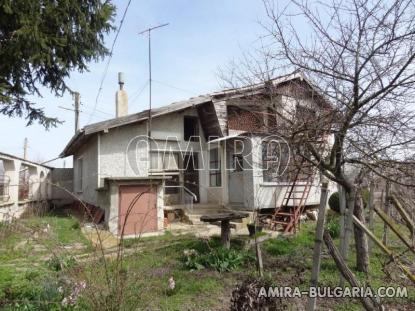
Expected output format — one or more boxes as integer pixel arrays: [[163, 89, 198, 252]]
[[0, 0, 277, 167]]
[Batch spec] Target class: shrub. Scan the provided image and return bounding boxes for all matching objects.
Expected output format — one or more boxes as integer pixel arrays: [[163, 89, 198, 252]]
[[46, 255, 77, 271], [328, 192, 340, 213], [183, 247, 252, 272], [326, 219, 340, 239]]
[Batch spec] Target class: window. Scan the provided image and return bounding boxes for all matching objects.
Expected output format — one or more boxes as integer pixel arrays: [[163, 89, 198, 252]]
[[262, 140, 290, 182], [76, 158, 83, 192], [150, 152, 179, 172], [184, 116, 199, 141], [209, 148, 222, 187]]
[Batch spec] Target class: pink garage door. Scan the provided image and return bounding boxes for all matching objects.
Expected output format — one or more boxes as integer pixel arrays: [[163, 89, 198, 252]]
[[118, 185, 157, 236]]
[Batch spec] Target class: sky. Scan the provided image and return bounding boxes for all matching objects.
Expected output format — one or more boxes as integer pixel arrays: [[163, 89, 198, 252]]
[[0, 0, 276, 167]]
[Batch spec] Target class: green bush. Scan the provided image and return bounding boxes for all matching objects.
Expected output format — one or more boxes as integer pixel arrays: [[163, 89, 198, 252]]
[[328, 192, 340, 213], [46, 255, 77, 271], [326, 219, 340, 239], [1, 277, 66, 310], [183, 247, 252, 272]]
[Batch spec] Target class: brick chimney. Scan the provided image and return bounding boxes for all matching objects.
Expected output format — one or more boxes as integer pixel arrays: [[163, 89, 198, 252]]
[[116, 72, 128, 117]]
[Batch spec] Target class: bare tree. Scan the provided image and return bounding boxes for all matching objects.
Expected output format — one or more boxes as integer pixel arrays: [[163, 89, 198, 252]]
[[220, 0, 415, 273]]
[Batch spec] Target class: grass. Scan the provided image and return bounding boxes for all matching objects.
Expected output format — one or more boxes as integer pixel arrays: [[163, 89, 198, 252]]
[[263, 222, 315, 256], [0, 210, 414, 310], [262, 213, 415, 309]]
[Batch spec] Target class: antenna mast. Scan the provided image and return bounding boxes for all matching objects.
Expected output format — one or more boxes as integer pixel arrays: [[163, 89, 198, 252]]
[[138, 23, 169, 137]]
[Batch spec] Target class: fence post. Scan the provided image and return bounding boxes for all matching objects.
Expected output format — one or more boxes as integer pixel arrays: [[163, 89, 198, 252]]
[[382, 181, 390, 245], [306, 180, 329, 311], [342, 186, 356, 265], [368, 181, 375, 254], [338, 184, 346, 287]]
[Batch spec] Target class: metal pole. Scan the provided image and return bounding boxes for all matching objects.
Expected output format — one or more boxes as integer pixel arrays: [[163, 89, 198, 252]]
[[74, 92, 80, 133], [23, 138, 28, 160], [148, 31, 152, 137], [138, 23, 169, 138]]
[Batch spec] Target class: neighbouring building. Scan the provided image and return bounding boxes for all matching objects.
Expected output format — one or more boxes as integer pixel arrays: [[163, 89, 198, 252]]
[[61, 72, 334, 237], [0, 152, 53, 221]]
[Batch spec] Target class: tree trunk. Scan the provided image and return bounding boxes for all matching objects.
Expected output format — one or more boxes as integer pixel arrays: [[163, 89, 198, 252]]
[[343, 187, 356, 262], [353, 194, 369, 273]]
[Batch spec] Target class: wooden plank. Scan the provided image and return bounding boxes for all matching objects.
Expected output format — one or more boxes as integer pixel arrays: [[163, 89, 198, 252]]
[[306, 181, 329, 311], [352, 215, 415, 284], [221, 220, 231, 249], [373, 206, 415, 254], [323, 230, 382, 311], [390, 194, 415, 236]]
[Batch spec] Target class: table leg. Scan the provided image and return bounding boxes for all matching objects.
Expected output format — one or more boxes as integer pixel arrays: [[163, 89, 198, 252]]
[[221, 220, 231, 249]]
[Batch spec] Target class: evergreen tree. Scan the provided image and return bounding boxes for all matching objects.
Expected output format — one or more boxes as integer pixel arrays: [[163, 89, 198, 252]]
[[0, 0, 115, 128]]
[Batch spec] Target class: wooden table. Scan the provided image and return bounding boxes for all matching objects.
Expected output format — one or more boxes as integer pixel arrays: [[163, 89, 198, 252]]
[[200, 212, 249, 249]]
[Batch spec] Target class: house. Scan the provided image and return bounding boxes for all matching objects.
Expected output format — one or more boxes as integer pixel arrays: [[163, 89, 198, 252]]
[[0, 152, 53, 221], [61, 72, 332, 237]]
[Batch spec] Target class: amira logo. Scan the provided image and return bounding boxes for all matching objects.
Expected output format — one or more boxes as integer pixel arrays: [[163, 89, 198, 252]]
[[124, 134, 291, 176]]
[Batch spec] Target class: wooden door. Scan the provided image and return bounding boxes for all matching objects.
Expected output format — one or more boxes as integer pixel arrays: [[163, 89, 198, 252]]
[[118, 185, 157, 236]]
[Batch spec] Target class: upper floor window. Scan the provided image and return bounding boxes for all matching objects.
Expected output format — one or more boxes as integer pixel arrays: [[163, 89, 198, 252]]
[[184, 116, 199, 141], [150, 152, 179, 172]]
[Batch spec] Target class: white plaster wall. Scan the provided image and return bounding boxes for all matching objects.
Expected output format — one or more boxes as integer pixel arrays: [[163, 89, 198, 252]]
[[100, 122, 147, 180], [250, 136, 334, 210], [73, 136, 98, 205], [100, 108, 206, 180]]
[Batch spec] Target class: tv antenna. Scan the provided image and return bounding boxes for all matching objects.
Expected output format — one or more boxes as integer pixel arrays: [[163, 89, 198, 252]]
[[138, 23, 169, 137]]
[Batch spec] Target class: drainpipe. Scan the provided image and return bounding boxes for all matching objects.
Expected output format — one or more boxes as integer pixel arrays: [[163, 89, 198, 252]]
[[97, 133, 101, 188]]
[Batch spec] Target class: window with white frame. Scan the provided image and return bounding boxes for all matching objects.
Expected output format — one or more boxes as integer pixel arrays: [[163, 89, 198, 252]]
[[150, 152, 179, 172], [209, 148, 222, 187], [262, 140, 290, 182]]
